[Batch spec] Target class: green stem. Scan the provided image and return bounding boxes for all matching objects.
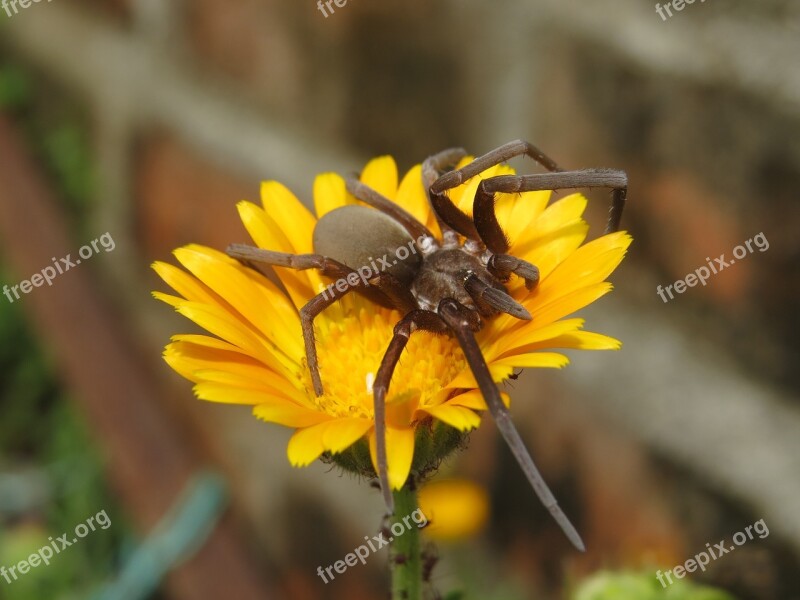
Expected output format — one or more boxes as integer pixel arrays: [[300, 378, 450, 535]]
[[390, 484, 423, 600]]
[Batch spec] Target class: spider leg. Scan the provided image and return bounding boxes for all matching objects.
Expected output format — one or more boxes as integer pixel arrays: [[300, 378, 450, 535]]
[[373, 310, 448, 512], [488, 254, 540, 290], [428, 140, 563, 240], [438, 298, 586, 552], [464, 274, 531, 320], [422, 147, 473, 243], [345, 178, 436, 246], [368, 271, 418, 314], [227, 244, 352, 275], [227, 244, 373, 396], [474, 170, 628, 254]]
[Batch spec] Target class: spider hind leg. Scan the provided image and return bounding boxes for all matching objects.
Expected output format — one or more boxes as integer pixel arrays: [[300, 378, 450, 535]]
[[438, 298, 585, 552]]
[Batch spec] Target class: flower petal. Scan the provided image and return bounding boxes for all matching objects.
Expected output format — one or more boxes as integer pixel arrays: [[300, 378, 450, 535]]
[[359, 156, 398, 200], [446, 389, 511, 411], [423, 404, 480, 431], [173, 246, 305, 363], [369, 426, 415, 490], [237, 200, 320, 306], [152, 261, 224, 306], [287, 422, 331, 466], [255, 404, 331, 429], [313, 172, 350, 219], [528, 282, 614, 326], [322, 418, 373, 454], [395, 164, 433, 230], [260, 181, 317, 254], [491, 351, 570, 370]]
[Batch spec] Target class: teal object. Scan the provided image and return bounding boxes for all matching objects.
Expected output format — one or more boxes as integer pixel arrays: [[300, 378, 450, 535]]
[[91, 472, 228, 600]]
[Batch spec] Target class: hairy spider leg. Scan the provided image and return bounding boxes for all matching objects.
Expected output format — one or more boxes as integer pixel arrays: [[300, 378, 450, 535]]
[[427, 140, 563, 241], [226, 244, 411, 397], [422, 147, 469, 243], [227, 244, 366, 396], [438, 298, 585, 552], [372, 310, 448, 512], [473, 169, 628, 254]]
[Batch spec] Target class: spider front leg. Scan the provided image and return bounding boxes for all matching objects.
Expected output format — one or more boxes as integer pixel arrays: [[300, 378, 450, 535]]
[[428, 140, 563, 240], [487, 254, 540, 290], [422, 147, 470, 243], [438, 298, 586, 552], [373, 310, 448, 512], [227, 244, 367, 396], [474, 170, 628, 254]]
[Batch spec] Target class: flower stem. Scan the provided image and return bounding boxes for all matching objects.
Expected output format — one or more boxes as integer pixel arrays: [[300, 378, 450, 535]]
[[390, 485, 423, 600]]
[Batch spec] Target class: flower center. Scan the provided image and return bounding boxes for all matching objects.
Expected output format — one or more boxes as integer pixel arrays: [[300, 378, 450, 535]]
[[306, 300, 466, 420]]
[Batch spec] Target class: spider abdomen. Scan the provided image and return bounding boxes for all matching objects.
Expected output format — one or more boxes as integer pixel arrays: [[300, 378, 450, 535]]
[[312, 205, 422, 286]]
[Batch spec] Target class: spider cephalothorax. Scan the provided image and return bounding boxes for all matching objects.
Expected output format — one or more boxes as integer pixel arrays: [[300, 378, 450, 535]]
[[227, 140, 628, 551]]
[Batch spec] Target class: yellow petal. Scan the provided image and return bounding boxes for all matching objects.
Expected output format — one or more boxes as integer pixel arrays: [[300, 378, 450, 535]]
[[446, 389, 511, 411], [369, 426, 415, 490], [359, 156, 398, 200], [287, 422, 331, 466], [175, 301, 296, 377], [511, 220, 589, 283], [237, 200, 294, 254], [164, 338, 299, 397], [395, 164, 432, 227], [313, 172, 349, 219], [173, 247, 304, 363], [485, 318, 585, 361], [551, 331, 621, 350], [193, 382, 305, 408], [152, 290, 184, 308], [321, 418, 373, 454], [152, 261, 223, 306], [443, 362, 514, 390], [255, 404, 331, 429], [528, 282, 614, 326], [423, 404, 480, 431], [530, 193, 588, 237], [536, 231, 632, 302], [510, 331, 621, 354], [260, 181, 317, 254], [491, 352, 570, 370], [503, 190, 552, 244]]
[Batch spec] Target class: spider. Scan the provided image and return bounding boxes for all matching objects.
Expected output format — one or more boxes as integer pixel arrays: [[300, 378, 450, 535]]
[[227, 140, 628, 552]]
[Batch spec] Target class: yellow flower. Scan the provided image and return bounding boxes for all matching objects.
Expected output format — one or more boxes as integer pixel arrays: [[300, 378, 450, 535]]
[[152, 155, 631, 492]]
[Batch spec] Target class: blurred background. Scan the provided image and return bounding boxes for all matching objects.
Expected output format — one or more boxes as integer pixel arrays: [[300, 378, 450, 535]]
[[1, 1, 799, 599]]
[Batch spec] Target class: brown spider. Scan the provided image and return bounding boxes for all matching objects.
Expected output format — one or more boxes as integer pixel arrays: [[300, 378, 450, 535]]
[[228, 140, 628, 551]]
